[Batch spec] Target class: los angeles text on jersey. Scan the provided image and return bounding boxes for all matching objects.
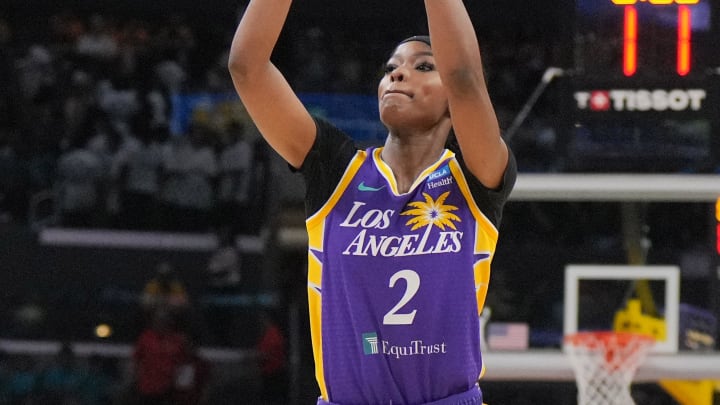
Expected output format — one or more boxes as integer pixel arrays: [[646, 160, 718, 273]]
[[339, 201, 463, 257]]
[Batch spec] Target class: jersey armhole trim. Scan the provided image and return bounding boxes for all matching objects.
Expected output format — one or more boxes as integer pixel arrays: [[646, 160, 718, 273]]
[[448, 159, 499, 239], [306, 150, 367, 230]]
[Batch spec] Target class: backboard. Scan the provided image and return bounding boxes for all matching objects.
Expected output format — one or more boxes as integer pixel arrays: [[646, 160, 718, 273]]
[[564, 265, 680, 353]]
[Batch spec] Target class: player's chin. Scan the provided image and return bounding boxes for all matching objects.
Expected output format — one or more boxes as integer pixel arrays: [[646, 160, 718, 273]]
[[379, 102, 411, 125]]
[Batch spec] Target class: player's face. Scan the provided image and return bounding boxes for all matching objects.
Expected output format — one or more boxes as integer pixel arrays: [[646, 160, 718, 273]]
[[378, 41, 449, 131]]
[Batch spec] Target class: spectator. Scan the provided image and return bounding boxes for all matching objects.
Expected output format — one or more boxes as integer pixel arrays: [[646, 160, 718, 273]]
[[111, 116, 165, 230], [158, 123, 218, 232], [74, 14, 118, 75], [131, 308, 188, 405], [204, 50, 235, 93], [15, 45, 56, 103], [0, 18, 15, 131], [152, 14, 196, 75], [0, 350, 11, 403], [153, 52, 187, 96], [206, 226, 242, 292], [138, 76, 172, 133], [37, 343, 84, 404], [255, 312, 287, 405], [78, 354, 119, 405], [203, 226, 242, 346], [55, 133, 105, 227], [290, 26, 330, 92], [95, 76, 140, 135], [62, 69, 97, 144], [215, 120, 253, 235], [6, 355, 40, 404], [172, 335, 211, 405], [141, 261, 190, 322], [0, 131, 30, 223]]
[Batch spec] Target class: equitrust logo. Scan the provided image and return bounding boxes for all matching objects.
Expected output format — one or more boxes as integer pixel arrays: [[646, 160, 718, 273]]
[[361, 332, 447, 359], [362, 332, 379, 355]]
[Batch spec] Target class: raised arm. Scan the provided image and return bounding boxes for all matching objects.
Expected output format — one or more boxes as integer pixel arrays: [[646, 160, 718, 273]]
[[424, 0, 508, 189], [227, 0, 316, 169]]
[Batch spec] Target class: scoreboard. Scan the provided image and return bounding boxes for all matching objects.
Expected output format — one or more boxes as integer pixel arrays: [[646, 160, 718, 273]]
[[574, 0, 714, 77], [565, 0, 719, 173], [606, 0, 704, 77]]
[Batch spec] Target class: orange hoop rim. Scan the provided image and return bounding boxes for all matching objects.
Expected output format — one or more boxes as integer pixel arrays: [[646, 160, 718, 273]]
[[564, 331, 655, 347]]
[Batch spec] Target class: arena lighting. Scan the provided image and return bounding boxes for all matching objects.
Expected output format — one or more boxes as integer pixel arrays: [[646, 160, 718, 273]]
[[613, 0, 699, 76], [95, 323, 113, 339]]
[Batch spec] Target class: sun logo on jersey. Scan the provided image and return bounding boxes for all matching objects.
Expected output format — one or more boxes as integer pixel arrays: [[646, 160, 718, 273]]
[[401, 191, 460, 231]]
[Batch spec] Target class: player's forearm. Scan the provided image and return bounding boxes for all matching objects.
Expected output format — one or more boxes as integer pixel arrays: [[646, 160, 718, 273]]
[[424, 0, 485, 94], [426, 0, 505, 188], [228, 0, 293, 82]]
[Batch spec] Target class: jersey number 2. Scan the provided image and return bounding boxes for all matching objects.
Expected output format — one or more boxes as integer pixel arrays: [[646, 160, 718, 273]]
[[383, 269, 419, 325]]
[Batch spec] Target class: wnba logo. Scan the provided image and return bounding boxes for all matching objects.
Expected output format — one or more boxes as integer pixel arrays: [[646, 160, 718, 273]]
[[363, 332, 379, 355]]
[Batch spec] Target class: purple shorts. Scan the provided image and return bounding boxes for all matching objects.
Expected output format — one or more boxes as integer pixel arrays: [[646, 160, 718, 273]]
[[317, 384, 483, 405]]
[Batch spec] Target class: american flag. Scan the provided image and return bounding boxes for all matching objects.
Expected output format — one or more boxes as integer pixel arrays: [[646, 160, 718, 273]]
[[487, 322, 529, 351]]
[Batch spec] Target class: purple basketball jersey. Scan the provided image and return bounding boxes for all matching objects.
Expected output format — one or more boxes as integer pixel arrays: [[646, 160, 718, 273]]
[[306, 147, 499, 404]]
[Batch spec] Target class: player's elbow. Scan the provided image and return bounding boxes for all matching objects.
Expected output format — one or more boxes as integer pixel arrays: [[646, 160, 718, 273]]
[[443, 67, 485, 98], [227, 51, 258, 85], [227, 54, 249, 84]]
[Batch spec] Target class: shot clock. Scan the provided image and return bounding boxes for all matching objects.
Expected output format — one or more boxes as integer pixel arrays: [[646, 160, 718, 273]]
[[612, 0, 700, 76], [716, 197, 720, 255], [563, 0, 718, 173], [574, 0, 714, 78]]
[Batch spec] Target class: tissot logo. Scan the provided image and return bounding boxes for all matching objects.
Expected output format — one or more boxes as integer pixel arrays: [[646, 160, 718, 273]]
[[588, 91, 610, 111], [574, 88, 706, 112]]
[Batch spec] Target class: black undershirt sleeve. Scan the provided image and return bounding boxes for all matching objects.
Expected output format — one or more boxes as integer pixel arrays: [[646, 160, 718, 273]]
[[449, 142, 518, 228], [298, 117, 359, 218]]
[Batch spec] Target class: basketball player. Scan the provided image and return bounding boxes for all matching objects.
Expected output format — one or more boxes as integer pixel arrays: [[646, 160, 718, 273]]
[[228, 0, 516, 403]]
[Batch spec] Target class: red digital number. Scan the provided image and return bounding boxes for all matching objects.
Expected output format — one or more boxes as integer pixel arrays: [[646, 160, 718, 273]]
[[612, 0, 699, 4], [677, 5, 691, 75], [614, 0, 697, 76], [716, 198, 720, 255], [623, 7, 638, 76]]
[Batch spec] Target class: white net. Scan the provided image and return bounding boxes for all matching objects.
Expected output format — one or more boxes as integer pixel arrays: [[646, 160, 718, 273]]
[[564, 331, 654, 405]]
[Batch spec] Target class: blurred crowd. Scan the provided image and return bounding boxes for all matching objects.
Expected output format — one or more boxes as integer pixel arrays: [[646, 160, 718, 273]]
[[0, 255, 288, 405], [0, 346, 120, 405], [0, 310, 287, 405], [0, 9, 273, 234], [0, 4, 564, 232]]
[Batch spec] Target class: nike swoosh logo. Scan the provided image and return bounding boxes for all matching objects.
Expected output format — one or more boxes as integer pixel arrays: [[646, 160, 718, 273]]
[[358, 182, 385, 192]]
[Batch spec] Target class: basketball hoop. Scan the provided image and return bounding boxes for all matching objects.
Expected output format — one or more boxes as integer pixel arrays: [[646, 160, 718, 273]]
[[564, 331, 655, 405]]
